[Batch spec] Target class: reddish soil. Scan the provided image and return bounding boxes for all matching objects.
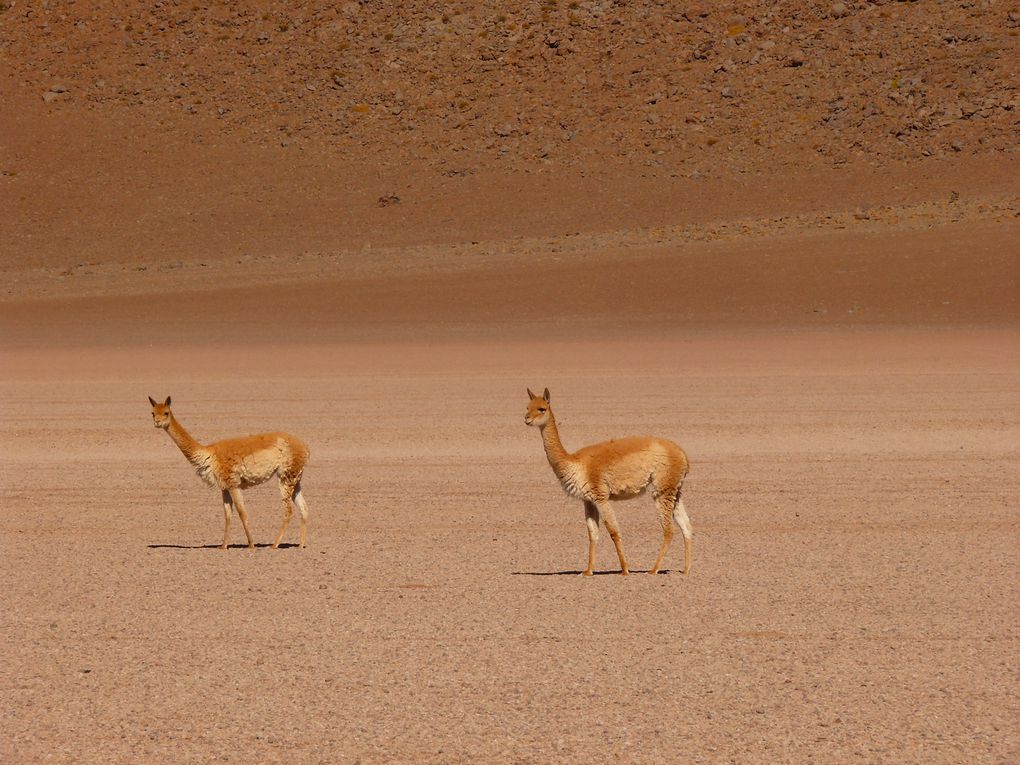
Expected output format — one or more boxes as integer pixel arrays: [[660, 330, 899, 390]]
[[2, 2, 1019, 763]]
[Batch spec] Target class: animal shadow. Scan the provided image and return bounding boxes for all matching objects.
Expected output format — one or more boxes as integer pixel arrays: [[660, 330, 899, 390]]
[[147, 543, 300, 550], [511, 568, 670, 576]]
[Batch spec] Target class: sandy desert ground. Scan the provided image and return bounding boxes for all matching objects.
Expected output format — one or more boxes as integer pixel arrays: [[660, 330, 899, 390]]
[[2, 330, 1019, 764], [2, 2, 1020, 763]]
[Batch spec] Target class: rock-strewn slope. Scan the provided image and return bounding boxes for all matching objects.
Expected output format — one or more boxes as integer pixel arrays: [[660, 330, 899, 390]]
[[3, 1, 1017, 171]]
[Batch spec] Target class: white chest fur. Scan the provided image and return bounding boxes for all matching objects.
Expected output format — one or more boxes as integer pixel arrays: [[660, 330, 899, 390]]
[[556, 460, 592, 499], [192, 452, 218, 487]]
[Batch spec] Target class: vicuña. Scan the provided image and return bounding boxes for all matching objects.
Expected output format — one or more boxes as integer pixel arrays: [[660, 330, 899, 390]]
[[148, 396, 311, 550], [524, 388, 692, 576]]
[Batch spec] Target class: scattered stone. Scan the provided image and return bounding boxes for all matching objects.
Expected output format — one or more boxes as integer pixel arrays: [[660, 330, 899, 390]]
[[377, 192, 400, 207], [42, 84, 70, 103], [5, 4, 1014, 173], [692, 40, 714, 60]]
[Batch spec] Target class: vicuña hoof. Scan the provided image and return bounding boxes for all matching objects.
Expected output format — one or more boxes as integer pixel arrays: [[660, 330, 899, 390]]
[[582, 570, 593, 577], [218, 544, 227, 550]]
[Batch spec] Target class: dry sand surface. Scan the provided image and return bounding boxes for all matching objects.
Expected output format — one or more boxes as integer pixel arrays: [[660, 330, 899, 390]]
[[2, 333, 1019, 765], [2, 2, 1020, 764]]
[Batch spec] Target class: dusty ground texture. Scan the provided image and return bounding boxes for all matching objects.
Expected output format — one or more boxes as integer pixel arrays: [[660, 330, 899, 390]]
[[2, 2, 1020, 763], [2, 334, 1019, 765]]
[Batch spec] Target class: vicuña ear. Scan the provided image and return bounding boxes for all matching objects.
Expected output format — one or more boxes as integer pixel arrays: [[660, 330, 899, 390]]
[[527, 387, 536, 399], [148, 396, 157, 407], [164, 396, 172, 407], [543, 388, 551, 402]]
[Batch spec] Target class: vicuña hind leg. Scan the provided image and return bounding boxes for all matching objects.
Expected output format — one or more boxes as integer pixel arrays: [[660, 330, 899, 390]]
[[597, 501, 629, 576], [229, 488, 256, 549], [650, 490, 676, 575], [674, 493, 693, 575], [272, 479, 297, 549], [294, 483, 309, 549], [220, 489, 233, 550], [582, 501, 600, 576]]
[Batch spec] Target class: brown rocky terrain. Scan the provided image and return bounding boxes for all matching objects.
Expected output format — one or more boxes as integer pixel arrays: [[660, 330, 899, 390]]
[[4, 0, 1018, 170], [1, 2, 1018, 764]]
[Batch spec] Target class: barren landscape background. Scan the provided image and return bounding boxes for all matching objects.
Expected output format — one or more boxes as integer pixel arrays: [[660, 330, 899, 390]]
[[2, 2, 1018, 763]]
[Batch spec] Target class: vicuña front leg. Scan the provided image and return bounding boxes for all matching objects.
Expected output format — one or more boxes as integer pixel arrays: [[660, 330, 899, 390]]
[[597, 501, 629, 576], [582, 501, 600, 576], [229, 488, 256, 549], [220, 489, 233, 550]]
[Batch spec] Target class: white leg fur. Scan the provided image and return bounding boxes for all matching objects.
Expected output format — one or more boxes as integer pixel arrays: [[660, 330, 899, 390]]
[[294, 487, 309, 549], [672, 497, 693, 575], [673, 498, 693, 539]]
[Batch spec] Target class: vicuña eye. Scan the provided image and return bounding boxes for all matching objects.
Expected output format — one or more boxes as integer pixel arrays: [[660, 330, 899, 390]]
[[538, 408, 546, 413]]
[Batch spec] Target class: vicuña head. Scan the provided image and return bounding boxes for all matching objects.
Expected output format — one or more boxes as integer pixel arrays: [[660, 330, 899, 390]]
[[149, 395, 172, 429], [524, 387, 552, 427], [524, 387, 693, 577], [148, 395, 311, 551]]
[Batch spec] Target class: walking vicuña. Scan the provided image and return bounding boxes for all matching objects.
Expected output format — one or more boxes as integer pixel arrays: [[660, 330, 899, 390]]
[[524, 388, 692, 576], [148, 396, 311, 549]]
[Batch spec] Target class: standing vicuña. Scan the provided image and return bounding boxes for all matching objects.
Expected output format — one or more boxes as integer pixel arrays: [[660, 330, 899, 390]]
[[148, 396, 311, 550], [524, 388, 692, 576]]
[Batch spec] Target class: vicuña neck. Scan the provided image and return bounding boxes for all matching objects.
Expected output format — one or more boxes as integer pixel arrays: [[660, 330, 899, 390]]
[[166, 415, 207, 465], [540, 412, 572, 470]]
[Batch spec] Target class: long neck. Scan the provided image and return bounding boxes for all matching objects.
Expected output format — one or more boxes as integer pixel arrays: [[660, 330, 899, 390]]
[[166, 414, 207, 465], [540, 411, 572, 471]]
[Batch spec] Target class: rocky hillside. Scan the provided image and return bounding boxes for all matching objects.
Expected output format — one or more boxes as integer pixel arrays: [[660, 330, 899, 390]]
[[2, 0, 1017, 173]]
